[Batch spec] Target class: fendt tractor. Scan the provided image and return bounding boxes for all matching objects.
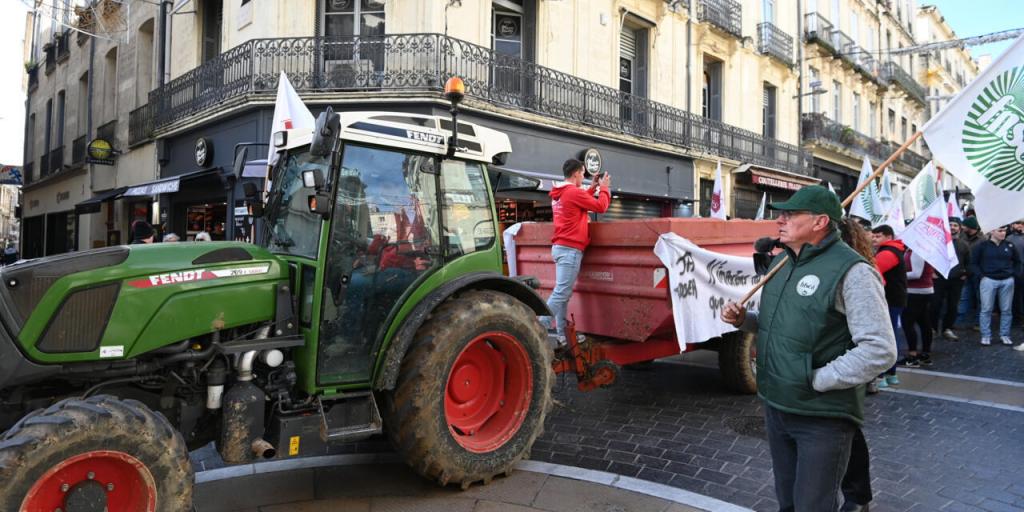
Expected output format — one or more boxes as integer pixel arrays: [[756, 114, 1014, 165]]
[[0, 80, 556, 511]]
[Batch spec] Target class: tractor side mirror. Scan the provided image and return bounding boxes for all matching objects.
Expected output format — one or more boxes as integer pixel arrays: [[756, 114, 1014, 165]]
[[243, 182, 264, 217], [232, 147, 249, 180], [307, 193, 331, 217], [302, 169, 325, 190], [310, 107, 341, 158]]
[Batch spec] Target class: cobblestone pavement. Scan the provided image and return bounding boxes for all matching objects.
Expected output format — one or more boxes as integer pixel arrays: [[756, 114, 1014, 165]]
[[528, 359, 1024, 512], [923, 324, 1024, 383]]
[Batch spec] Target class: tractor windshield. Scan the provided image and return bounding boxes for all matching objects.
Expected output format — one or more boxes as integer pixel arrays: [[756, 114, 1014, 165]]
[[262, 146, 329, 259]]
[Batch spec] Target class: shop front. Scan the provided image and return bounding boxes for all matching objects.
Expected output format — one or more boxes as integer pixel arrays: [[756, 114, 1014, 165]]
[[731, 164, 821, 219], [811, 158, 859, 198], [21, 169, 90, 257]]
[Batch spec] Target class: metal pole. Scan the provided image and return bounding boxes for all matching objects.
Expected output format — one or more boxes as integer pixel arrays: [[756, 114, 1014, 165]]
[[735, 130, 924, 305]]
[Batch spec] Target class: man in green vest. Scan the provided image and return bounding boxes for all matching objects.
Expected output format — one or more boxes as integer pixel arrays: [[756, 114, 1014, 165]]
[[722, 185, 896, 512]]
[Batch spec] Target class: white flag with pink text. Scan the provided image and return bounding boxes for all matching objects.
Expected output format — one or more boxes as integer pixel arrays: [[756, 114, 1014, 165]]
[[899, 197, 958, 279]]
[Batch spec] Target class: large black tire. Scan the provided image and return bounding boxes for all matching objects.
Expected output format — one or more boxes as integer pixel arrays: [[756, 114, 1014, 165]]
[[384, 289, 553, 489], [0, 395, 193, 511], [718, 330, 758, 394]]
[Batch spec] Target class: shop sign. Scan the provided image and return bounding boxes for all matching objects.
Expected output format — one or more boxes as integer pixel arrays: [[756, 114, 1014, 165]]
[[56, 191, 70, 203], [125, 180, 180, 196], [87, 138, 119, 165], [751, 174, 803, 191], [579, 147, 603, 177], [195, 137, 214, 167]]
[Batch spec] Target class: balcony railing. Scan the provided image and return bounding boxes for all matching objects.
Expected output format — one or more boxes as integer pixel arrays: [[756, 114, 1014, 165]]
[[147, 33, 809, 174], [803, 13, 834, 46], [801, 113, 888, 163], [96, 119, 118, 146], [883, 141, 929, 171], [757, 22, 793, 66], [40, 153, 48, 178], [56, 31, 70, 63], [698, 0, 743, 39], [882, 61, 926, 106], [72, 135, 87, 165], [48, 147, 64, 176], [129, 104, 154, 146]]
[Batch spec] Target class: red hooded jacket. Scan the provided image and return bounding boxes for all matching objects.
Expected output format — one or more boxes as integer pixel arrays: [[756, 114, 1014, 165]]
[[549, 181, 611, 251]]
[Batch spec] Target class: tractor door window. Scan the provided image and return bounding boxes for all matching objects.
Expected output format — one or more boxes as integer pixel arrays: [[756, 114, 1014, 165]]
[[318, 144, 440, 384], [441, 160, 495, 260]]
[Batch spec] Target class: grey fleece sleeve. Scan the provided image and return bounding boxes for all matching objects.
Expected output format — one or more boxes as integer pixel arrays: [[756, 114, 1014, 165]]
[[811, 262, 898, 392]]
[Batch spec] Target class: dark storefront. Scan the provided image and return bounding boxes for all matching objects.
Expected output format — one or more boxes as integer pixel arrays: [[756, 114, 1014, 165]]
[[732, 165, 821, 219], [812, 158, 859, 199]]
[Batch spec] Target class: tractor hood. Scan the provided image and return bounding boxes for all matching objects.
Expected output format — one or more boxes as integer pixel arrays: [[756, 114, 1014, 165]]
[[0, 242, 288, 368]]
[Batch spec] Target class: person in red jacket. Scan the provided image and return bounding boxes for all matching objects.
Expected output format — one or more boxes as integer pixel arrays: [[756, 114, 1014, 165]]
[[543, 158, 611, 337]]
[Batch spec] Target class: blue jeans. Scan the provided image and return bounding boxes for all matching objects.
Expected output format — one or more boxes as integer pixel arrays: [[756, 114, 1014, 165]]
[[544, 245, 583, 336], [979, 276, 1014, 338], [956, 276, 979, 326], [765, 405, 856, 512]]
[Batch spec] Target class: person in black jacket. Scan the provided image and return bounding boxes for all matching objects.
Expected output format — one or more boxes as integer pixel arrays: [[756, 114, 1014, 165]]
[[932, 218, 970, 340], [970, 226, 1021, 345]]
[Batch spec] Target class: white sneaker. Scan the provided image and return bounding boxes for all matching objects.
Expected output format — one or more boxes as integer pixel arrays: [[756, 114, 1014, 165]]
[[943, 329, 959, 341], [981, 337, 992, 346], [1015, 343, 1024, 352], [1001, 336, 1014, 346]]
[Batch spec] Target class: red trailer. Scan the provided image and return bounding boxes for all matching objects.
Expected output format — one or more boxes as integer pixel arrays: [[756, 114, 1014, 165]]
[[512, 218, 778, 393]]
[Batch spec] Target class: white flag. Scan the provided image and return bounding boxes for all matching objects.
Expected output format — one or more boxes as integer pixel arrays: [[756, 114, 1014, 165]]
[[877, 169, 894, 215], [849, 157, 877, 222], [755, 192, 766, 220], [906, 161, 940, 218], [947, 193, 965, 220], [882, 193, 907, 235], [710, 160, 727, 219], [899, 197, 958, 279], [921, 34, 1024, 232], [268, 71, 316, 165]]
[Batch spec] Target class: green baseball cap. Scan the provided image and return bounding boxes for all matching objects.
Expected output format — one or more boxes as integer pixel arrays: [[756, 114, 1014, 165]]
[[769, 185, 844, 223]]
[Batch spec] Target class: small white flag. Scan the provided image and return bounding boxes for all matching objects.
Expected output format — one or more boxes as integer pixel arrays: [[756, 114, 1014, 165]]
[[899, 197, 958, 279], [268, 71, 316, 165], [755, 192, 766, 220], [849, 157, 877, 222], [947, 193, 965, 220], [710, 161, 727, 220], [921, 34, 1024, 232], [827, 181, 837, 195], [877, 169, 894, 216], [882, 192, 907, 235], [906, 161, 940, 218]]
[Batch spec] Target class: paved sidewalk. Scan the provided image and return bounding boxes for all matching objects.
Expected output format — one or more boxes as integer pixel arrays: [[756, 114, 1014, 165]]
[[193, 455, 744, 512], [885, 367, 1024, 411]]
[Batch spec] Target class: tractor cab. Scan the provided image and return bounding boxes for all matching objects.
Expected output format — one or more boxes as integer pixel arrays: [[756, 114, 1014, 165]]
[[256, 108, 513, 392]]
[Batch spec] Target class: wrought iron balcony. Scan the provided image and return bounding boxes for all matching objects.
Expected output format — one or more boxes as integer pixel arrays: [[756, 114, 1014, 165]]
[[883, 141, 929, 171], [97, 119, 118, 146], [48, 147, 64, 175], [148, 33, 808, 174], [697, 0, 742, 39], [129, 104, 154, 146], [801, 113, 887, 163], [27, 65, 38, 91], [803, 13, 833, 46], [72, 135, 87, 165], [757, 22, 793, 66], [881, 61, 926, 106]]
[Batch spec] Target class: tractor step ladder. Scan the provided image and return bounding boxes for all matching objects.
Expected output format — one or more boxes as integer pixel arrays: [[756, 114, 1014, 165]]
[[317, 392, 382, 444]]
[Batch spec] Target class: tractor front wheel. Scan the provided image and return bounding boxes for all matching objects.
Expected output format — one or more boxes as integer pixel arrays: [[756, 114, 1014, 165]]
[[385, 289, 553, 489], [718, 330, 758, 394], [0, 395, 193, 512]]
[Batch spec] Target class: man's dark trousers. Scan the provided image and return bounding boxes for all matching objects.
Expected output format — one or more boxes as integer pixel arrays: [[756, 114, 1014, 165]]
[[841, 428, 872, 507], [932, 276, 965, 332], [765, 405, 856, 512]]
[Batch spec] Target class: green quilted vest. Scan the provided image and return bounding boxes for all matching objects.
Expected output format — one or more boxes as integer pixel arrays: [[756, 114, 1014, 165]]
[[756, 231, 867, 425]]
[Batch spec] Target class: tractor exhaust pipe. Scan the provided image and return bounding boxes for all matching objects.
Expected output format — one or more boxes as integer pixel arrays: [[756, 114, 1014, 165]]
[[251, 438, 276, 459]]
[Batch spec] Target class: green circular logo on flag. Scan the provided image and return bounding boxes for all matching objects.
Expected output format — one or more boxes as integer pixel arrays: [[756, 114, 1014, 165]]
[[963, 66, 1024, 191]]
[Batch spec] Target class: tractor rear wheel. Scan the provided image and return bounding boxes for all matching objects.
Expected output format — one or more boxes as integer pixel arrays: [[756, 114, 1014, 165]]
[[718, 330, 758, 394], [385, 289, 553, 489], [0, 395, 192, 512]]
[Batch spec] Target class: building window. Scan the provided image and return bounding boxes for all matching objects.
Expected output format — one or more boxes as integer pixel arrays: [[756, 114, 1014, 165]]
[[619, 23, 648, 99], [44, 99, 52, 156], [703, 57, 723, 121], [699, 178, 715, 217], [201, 0, 223, 63], [763, 83, 777, 138], [901, 116, 908, 141], [852, 92, 860, 132], [324, 0, 385, 38], [492, 2, 523, 59], [77, 72, 88, 137], [888, 108, 896, 137], [762, 0, 775, 23], [55, 90, 65, 148], [103, 47, 117, 123], [831, 80, 841, 123], [831, 0, 840, 27], [137, 18, 155, 108], [808, 67, 821, 114], [869, 101, 877, 137]]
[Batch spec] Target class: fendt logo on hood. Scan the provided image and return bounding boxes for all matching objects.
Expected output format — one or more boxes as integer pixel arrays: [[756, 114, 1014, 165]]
[[127, 264, 271, 289]]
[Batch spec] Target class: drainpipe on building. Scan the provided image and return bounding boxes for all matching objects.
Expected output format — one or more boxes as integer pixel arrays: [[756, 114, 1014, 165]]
[[686, 0, 693, 114], [158, 0, 170, 87], [83, 32, 96, 253], [796, 0, 804, 173]]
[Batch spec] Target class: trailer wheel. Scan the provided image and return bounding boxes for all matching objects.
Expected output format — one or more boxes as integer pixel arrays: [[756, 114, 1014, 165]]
[[718, 331, 757, 394], [0, 395, 193, 512], [385, 289, 553, 489]]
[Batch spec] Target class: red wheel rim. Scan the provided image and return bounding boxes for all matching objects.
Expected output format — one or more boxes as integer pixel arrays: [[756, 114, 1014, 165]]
[[21, 450, 157, 512], [445, 331, 533, 453]]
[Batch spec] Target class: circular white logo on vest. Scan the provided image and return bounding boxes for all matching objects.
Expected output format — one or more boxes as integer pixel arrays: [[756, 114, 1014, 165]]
[[796, 275, 821, 296]]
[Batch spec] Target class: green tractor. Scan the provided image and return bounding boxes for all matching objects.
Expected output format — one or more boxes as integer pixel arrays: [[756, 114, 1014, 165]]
[[0, 86, 553, 510]]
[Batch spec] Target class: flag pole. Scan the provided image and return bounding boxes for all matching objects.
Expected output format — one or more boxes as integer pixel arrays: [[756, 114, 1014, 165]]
[[735, 131, 924, 305]]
